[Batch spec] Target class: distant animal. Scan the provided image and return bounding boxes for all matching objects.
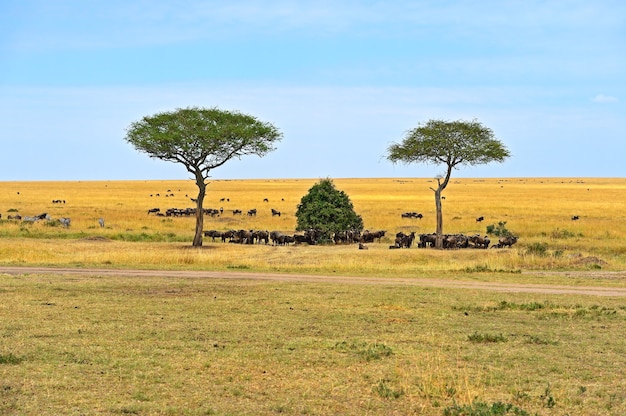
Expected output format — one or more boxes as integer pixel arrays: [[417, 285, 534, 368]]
[[232, 209, 242, 215], [358, 243, 368, 250], [263, 198, 269, 202], [571, 215, 580, 220], [496, 235, 518, 248], [469, 234, 490, 249], [271, 208, 281, 217], [59, 217, 71, 228], [247, 208, 257, 216], [98, 218, 105, 228], [147, 208, 160, 215], [476, 216, 484, 222], [361, 230, 386, 243], [401, 212, 423, 219]]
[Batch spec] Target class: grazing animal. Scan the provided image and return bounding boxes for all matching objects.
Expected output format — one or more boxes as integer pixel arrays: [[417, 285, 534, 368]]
[[418, 233, 437, 248], [263, 198, 269, 202], [361, 230, 386, 243], [59, 217, 71, 228], [394, 231, 415, 248], [147, 208, 160, 215], [571, 215, 580, 220], [401, 212, 423, 219], [247, 208, 257, 216], [476, 216, 484, 222], [497, 235, 518, 248], [271, 208, 281, 217], [98, 218, 105, 228], [469, 234, 490, 248]]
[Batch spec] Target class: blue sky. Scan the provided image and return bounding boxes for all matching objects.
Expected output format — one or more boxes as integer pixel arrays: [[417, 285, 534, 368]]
[[1, 0, 624, 180]]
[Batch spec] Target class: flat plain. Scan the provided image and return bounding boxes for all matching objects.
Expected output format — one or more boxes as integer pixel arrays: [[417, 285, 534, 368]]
[[1, 177, 626, 415]]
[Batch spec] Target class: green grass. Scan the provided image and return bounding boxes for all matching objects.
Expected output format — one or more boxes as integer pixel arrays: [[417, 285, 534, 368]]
[[1, 273, 625, 415]]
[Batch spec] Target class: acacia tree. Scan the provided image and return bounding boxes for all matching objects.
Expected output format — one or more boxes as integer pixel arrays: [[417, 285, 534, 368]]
[[295, 178, 363, 243], [124, 106, 282, 247], [386, 119, 510, 249]]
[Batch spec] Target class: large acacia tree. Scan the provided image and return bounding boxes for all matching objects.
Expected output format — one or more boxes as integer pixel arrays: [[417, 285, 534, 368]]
[[124, 106, 282, 247], [386, 119, 510, 249]]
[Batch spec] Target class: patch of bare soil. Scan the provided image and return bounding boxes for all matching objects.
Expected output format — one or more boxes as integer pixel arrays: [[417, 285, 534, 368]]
[[1, 266, 626, 297]]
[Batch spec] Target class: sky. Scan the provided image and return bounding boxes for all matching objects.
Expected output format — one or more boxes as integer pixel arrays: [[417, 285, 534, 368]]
[[1, 0, 624, 181]]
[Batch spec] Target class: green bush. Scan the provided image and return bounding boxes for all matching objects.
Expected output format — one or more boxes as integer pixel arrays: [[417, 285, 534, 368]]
[[486, 221, 513, 237], [295, 178, 363, 243]]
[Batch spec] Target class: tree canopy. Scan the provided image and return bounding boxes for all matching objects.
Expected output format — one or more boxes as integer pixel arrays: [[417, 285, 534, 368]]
[[295, 178, 363, 243], [124, 106, 282, 246], [386, 119, 510, 248]]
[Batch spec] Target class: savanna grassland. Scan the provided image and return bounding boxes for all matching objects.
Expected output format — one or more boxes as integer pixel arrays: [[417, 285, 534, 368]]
[[1, 177, 625, 274], [1, 177, 626, 415]]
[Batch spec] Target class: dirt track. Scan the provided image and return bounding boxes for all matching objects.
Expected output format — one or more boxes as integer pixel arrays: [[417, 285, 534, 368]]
[[2, 266, 626, 297]]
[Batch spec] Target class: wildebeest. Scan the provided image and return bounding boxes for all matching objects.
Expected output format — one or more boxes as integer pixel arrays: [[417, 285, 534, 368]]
[[247, 208, 257, 216], [232, 209, 242, 215], [418, 233, 437, 248], [443, 233, 469, 249], [468, 234, 490, 248], [147, 208, 160, 215], [571, 215, 580, 220], [361, 230, 386, 243], [393, 231, 415, 248], [401, 212, 423, 219], [495, 235, 518, 248], [271, 208, 281, 217], [476, 216, 484, 222], [203, 230, 221, 242]]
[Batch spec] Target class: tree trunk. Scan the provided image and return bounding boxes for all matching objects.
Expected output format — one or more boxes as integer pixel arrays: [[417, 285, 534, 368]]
[[434, 188, 444, 249], [192, 178, 207, 247]]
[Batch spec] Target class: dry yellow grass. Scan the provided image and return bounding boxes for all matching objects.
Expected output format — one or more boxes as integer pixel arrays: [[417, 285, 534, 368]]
[[1, 177, 625, 274]]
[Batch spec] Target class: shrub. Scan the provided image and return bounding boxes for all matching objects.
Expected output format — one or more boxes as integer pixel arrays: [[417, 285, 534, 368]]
[[486, 221, 513, 237], [295, 178, 363, 243]]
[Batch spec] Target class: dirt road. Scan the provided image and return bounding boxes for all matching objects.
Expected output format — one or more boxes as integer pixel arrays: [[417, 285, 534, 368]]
[[2, 266, 626, 297]]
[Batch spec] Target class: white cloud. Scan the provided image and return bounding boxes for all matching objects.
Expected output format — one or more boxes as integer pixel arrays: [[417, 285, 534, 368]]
[[592, 94, 619, 103]]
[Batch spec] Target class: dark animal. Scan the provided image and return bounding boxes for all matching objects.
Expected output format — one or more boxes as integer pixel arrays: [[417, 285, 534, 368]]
[[401, 212, 423, 219], [361, 230, 386, 243], [263, 198, 269, 202], [476, 216, 484, 222], [270, 230, 284, 245], [571, 215, 580, 220], [497, 235, 518, 248], [232, 209, 242, 215], [147, 208, 160, 215], [247, 208, 257, 216], [271, 208, 281, 217], [394, 231, 415, 248], [256, 230, 270, 244], [418, 233, 437, 248], [203, 230, 221, 242], [469, 234, 490, 249], [358, 243, 368, 250]]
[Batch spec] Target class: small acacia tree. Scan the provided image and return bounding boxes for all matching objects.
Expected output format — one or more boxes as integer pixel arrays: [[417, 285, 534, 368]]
[[124, 106, 282, 247], [295, 178, 364, 243], [386, 119, 510, 249]]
